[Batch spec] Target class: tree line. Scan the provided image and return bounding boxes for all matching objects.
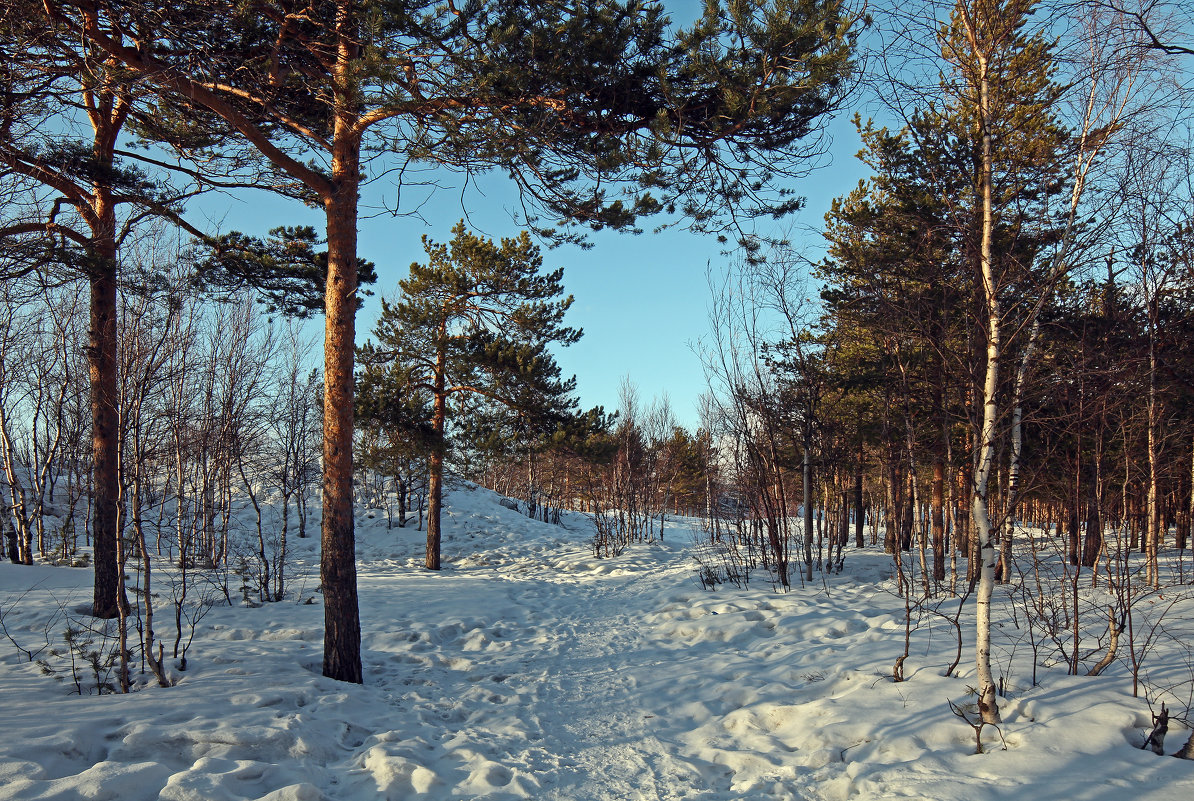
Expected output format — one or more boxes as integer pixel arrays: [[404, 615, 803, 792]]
[[678, 0, 1194, 730]]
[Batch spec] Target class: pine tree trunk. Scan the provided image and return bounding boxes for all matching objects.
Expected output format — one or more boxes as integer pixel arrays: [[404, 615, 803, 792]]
[[426, 395, 446, 571], [319, 16, 363, 683], [933, 460, 946, 582], [947, 433, 959, 596], [803, 443, 814, 581], [1183, 436, 1193, 552], [426, 323, 449, 571], [885, 460, 899, 555], [89, 206, 123, 619], [855, 464, 865, 549], [1069, 459, 1081, 566], [768, 435, 791, 587], [1082, 498, 1101, 569], [957, 459, 972, 552]]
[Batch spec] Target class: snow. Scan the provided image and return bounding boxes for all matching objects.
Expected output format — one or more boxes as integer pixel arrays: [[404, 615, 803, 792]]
[[2, 484, 1193, 800]]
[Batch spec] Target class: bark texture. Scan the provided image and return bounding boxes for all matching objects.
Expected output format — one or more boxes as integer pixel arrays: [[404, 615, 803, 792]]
[[319, 18, 363, 683]]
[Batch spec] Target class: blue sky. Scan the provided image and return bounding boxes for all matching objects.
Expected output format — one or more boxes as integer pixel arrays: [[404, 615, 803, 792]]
[[188, 4, 873, 431], [192, 126, 869, 431]]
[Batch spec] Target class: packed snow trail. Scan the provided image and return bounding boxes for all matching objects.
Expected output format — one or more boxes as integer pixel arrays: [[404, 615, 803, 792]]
[[352, 537, 739, 800]]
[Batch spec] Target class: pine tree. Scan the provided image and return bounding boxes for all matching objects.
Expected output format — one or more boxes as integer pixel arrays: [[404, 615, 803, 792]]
[[362, 222, 580, 570], [0, 2, 201, 618]]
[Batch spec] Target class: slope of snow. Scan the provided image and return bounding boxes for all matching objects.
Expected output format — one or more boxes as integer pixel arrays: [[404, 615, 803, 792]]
[[1, 484, 1192, 800]]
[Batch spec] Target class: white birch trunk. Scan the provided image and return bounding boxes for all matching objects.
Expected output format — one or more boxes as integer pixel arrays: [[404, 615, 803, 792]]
[[972, 49, 1001, 726], [1002, 316, 1038, 582]]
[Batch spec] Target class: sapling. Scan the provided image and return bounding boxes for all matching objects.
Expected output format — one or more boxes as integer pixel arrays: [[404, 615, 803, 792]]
[[37, 619, 118, 695], [949, 690, 1007, 755]]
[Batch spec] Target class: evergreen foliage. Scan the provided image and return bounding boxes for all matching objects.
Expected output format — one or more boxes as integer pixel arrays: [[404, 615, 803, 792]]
[[192, 227, 379, 318], [360, 222, 582, 568], [39, 0, 859, 682], [816, 0, 1073, 517]]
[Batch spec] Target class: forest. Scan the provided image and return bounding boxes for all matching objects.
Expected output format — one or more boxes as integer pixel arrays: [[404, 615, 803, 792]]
[[1, 0, 1194, 798]]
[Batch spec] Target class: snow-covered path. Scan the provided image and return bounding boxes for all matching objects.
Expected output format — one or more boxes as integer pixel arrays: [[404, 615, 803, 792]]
[[352, 539, 719, 800]]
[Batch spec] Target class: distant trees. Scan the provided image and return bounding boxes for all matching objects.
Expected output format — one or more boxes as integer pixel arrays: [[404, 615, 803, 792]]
[[695, 255, 821, 588], [243, 322, 323, 602], [584, 385, 673, 558], [467, 403, 618, 523], [355, 355, 433, 533], [0, 279, 89, 567]]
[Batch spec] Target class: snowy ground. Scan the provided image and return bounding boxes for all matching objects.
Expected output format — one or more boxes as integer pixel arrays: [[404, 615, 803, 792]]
[[1, 484, 1193, 800]]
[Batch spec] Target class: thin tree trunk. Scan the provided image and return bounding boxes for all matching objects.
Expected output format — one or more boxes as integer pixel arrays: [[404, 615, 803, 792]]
[[803, 442, 814, 581], [970, 47, 1001, 726], [885, 460, 899, 555], [1146, 327, 1160, 588], [932, 460, 946, 582], [947, 426, 959, 596], [1083, 427, 1104, 569], [855, 461, 865, 549], [1183, 436, 1193, 552], [426, 328, 448, 572]]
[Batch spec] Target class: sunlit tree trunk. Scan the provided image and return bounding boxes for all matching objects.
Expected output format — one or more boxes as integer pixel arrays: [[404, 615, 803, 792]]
[[970, 47, 1001, 725], [319, 10, 362, 683], [89, 195, 123, 619]]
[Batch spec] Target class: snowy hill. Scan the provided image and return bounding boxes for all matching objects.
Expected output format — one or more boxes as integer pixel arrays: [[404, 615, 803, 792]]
[[1, 485, 1192, 800]]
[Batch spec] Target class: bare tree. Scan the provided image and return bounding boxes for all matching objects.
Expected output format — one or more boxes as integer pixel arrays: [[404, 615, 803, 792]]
[[267, 323, 321, 600], [116, 263, 183, 690]]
